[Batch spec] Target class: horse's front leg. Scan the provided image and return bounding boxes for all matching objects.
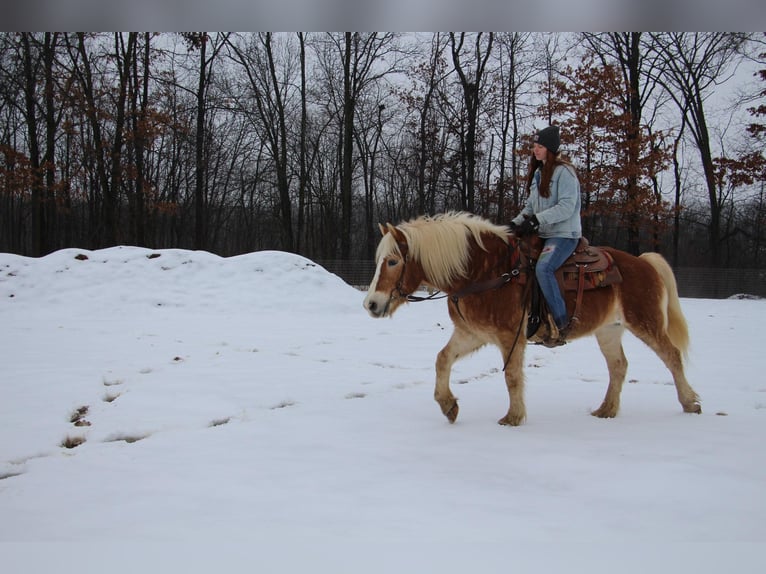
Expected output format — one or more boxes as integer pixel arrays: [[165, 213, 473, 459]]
[[434, 328, 483, 423], [498, 339, 527, 426]]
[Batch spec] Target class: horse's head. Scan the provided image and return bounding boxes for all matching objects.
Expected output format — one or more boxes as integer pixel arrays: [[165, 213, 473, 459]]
[[363, 222, 427, 318]]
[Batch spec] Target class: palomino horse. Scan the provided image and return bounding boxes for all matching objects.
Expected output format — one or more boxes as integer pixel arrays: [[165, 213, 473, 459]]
[[363, 212, 701, 426]]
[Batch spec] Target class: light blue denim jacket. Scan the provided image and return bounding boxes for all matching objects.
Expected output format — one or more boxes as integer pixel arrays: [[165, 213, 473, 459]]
[[512, 164, 582, 239]]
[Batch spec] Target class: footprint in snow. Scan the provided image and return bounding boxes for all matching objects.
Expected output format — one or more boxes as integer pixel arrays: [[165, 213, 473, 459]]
[[270, 400, 296, 410]]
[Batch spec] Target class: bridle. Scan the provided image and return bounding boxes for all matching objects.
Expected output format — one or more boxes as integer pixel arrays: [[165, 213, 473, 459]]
[[405, 237, 525, 302], [385, 233, 534, 372], [389, 238, 521, 305], [377, 238, 424, 317]]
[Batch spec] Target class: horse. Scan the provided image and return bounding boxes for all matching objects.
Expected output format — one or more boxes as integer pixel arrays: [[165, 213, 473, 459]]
[[363, 212, 701, 426]]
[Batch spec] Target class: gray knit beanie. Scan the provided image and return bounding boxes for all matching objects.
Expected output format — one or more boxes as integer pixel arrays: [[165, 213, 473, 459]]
[[534, 125, 560, 154]]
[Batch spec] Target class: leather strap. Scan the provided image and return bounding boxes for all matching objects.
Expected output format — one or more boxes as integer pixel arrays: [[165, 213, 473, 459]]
[[572, 264, 586, 324]]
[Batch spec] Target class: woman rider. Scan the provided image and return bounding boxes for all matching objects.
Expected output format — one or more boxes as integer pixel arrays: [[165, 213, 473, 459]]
[[510, 125, 582, 347]]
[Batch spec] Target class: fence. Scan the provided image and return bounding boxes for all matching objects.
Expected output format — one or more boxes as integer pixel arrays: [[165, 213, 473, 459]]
[[317, 260, 766, 299], [317, 260, 378, 289], [673, 267, 766, 299]]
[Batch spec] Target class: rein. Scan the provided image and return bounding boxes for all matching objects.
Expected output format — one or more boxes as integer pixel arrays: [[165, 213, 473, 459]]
[[394, 236, 532, 372], [501, 273, 533, 372], [406, 291, 449, 303], [405, 271, 519, 303]]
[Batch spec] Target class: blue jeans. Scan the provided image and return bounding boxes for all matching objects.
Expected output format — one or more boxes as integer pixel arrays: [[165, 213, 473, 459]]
[[535, 237, 578, 328]]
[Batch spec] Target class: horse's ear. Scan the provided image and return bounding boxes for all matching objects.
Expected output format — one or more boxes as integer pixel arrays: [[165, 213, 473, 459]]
[[386, 224, 409, 257], [387, 223, 405, 243], [378, 223, 387, 236]]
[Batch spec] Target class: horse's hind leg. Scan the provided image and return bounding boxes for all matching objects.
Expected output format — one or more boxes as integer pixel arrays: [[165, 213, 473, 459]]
[[592, 323, 628, 418], [434, 328, 483, 423], [632, 330, 701, 414]]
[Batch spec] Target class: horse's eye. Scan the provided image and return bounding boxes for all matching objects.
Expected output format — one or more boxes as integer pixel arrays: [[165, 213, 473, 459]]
[[387, 259, 399, 267]]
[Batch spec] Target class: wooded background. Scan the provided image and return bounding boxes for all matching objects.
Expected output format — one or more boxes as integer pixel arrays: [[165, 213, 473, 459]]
[[1, 32, 764, 269]]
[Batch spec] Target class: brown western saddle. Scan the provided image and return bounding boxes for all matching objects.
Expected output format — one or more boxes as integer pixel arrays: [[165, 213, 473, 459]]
[[521, 236, 623, 340]]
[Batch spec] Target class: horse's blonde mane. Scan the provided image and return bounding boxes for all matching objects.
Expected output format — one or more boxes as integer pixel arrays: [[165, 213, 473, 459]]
[[377, 212, 509, 288]]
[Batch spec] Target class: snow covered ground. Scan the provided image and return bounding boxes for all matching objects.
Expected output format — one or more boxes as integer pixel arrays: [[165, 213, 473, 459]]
[[1, 247, 764, 571]]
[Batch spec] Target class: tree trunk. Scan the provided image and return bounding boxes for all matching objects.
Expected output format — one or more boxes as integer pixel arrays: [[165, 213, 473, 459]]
[[106, 32, 135, 246], [624, 33, 643, 255], [450, 33, 494, 213], [194, 34, 207, 251], [43, 32, 58, 254], [264, 33, 294, 252], [21, 33, 45, 256], [341, 32, 354, 259], [297, 32, 308, 254], [129, 33, 149, 247]]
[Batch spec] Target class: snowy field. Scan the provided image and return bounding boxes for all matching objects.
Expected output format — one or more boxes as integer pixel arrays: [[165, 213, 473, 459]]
[[1, 247, 764, 572]]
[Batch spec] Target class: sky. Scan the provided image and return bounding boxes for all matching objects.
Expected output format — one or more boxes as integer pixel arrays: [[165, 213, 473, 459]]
[[1, 246, 764, 572], [5, 3, 766, 31]]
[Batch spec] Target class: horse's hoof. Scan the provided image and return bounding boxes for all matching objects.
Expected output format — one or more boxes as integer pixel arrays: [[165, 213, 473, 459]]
[[444, 401, 459, 424], [498, 414, 525, 426], [591, 408, 618, 419], [591, 401, 619, 418], [684, 402, 702, 414]]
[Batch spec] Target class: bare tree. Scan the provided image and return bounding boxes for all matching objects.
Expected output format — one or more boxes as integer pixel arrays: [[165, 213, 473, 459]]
[[449, 32, 494, 212], [128, 32, 150, 247], [536, 33, 569, 124], [648, 32, 750, 265], [296, 32, 308, 254], [492, 32, 537, 221], [63, 33, 135, 247], [20, 33, 46, 255], [414, 33, 448, 216], [181, 32, 229, 251], [225, 32, 297, 252], [314, 32, 404, 258], [1, 31, 763, 274]]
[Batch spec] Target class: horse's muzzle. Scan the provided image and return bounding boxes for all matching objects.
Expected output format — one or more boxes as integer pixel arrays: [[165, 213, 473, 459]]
[[363, 292, 391, 318]]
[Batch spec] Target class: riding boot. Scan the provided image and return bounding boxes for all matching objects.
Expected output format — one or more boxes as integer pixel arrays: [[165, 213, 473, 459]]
[[542, 320, 571, 348]]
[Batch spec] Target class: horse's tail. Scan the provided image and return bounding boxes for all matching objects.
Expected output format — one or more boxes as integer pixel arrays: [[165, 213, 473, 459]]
[[639, 252, 690, 358]]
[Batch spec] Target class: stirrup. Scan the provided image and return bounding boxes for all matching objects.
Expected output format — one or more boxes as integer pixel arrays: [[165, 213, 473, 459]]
[[542, 321, 571, 348], [541, 334, 567, 348]]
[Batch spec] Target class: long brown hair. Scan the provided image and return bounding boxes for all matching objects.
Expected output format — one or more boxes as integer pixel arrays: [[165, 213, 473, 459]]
[[525, 151, 576, 198]]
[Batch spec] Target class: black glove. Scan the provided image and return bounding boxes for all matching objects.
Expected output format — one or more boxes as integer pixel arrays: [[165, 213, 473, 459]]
[[516, 214, 539, 237]]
